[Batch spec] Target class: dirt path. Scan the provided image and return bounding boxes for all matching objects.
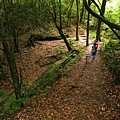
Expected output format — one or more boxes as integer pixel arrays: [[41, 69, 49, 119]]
[[11, 45, 120, 120]]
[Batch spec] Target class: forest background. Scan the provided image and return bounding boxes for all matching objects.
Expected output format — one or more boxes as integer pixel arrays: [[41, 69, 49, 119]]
[[0, 0, 120, 119]]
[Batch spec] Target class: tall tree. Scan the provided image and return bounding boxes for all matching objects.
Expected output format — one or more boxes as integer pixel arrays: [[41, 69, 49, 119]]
[[68, 0, 74, 26], [96, 0, 106, 41], [86, 0, 91, 46], [0, 1, 22, 101], [0, 0, 41, 103], [76, 0, 80, 41], [80, 1, 85, 23], [2, 39, 23, 100], [48, 0, 72, 51]]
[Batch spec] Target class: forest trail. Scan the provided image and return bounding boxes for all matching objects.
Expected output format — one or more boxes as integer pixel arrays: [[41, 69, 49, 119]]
[[11, 40, 120, 120]]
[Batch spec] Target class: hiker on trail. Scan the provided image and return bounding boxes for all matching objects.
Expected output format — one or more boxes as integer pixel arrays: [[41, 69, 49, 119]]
[[91, 40, 98, 60]]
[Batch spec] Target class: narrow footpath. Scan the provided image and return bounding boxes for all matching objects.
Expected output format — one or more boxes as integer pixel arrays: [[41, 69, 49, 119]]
[[12, 44, 120, 120]]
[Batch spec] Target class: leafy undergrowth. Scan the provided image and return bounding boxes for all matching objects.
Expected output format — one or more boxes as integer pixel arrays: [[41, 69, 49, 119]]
[[101, 40, 120, 84]]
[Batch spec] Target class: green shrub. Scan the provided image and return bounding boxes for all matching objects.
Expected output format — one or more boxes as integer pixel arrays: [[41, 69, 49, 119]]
[[102, 40, 120, 84]]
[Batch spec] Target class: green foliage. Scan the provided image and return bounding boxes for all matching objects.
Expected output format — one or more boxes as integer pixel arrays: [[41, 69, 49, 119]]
[[1, 3, 38, 33], [0, 96, 28, 119], [102, 40, 120, 84], [0, 1, 51, 38], [39, 86, 51, 97], [105, 0, 120, 24], [38, 64, 61, 86]]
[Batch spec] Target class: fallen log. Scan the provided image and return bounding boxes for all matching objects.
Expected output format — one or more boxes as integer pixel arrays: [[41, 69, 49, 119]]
[[30, 34, 63, 41], [27, 34, 69, 47]]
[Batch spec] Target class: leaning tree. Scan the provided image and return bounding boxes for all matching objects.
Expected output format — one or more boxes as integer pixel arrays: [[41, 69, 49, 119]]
[[83, 0, 120, 39]]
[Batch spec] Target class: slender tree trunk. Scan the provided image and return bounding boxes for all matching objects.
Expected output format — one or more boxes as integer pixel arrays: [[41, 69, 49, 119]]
[[80, 2, 84, 23], [66, 0, 74, 27], [2, 39, 22, 100], [56, 24, 72, 51], [96, 0, 106, 41], [86, 0, 90, 46], [76, 0, 80, 41], [86, 10, 90, 46], [50, 0, 72, 52], [59, 0, 62, 28]]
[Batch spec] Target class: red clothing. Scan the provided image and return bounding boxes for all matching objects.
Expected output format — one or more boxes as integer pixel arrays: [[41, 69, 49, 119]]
[[95, 42, 98, 48]]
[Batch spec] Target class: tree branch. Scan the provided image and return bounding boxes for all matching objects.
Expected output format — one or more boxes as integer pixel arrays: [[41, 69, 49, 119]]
[[91, 0, 120, 39], [83, 0, 120, 31]]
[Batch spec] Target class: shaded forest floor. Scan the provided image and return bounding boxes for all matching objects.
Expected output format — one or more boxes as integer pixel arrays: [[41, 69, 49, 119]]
[[11, 45, 120, 120], [2, 26, 120, 120]]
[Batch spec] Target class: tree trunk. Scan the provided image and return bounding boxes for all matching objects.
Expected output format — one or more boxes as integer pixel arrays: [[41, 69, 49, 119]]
[[2, 39, 22, 100], [80, 1, 85, 23], [67, 0, 74, 26], [86, 0, 91, 46], [57, 26, 72, 51], [50, 0, 72, 52], [76, 0, 80, 41], [96, 0, 106, 41]]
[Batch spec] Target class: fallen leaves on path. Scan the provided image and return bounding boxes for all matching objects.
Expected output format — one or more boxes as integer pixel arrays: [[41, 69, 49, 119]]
[[7, 45, 120, 120], [2, 26, 119, 120]]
